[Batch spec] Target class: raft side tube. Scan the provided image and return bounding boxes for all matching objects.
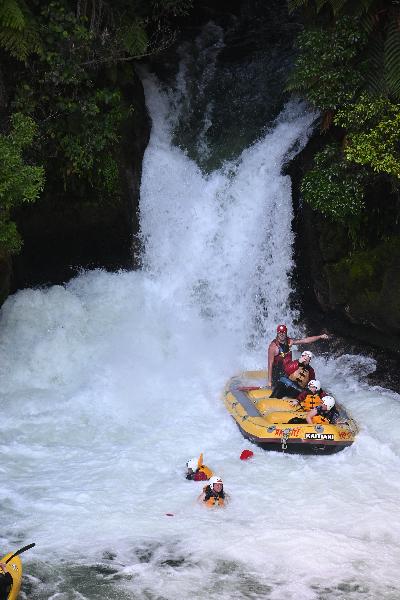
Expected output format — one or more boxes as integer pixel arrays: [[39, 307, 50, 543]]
[[223, 371, 358, 454], [0, 554, 22, 600]]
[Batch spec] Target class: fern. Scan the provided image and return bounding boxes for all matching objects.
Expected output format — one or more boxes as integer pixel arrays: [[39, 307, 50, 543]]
[[118, 19, 148, 56], [365, 34, 385, 95], [359, 11, 378, 35], [0, 0, 41, 60], [384, 22, 400, 100], [320, 0, 345, 14], [0, 0, 25, 30], [288, 0, 310, 14]]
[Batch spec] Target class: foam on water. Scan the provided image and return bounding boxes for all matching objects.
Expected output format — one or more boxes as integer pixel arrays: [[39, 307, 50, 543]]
[[1, 35, 400, 600]]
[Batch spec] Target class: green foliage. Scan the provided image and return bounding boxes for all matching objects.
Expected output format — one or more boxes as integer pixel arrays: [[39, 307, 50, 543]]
[[13, 2, 132, 195], [289, 0, 400, 101], [290, 0, 400, 243], [330, 236, 400, 293], [0, 113, 45, 253], [118, 19, 148, 56], [335, 95, 400, 178], [300, 144, 366, 221], [287, 16, 367, 110], [0, 0, 194, 262], [11, 0, 194, 198], [367, 20, 400, 101], [0, 0, 41, 60]]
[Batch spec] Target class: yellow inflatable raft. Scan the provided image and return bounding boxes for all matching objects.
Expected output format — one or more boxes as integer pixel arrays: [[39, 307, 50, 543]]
[[0, 553, 22, 600], [222, 370, 358, 453]]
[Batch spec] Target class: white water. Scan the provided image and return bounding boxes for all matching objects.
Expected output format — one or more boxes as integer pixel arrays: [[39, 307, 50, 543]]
[[1, 48, 400, 600]]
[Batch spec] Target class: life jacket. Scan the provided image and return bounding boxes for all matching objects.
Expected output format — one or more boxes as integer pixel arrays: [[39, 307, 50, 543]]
[[198, 465, 213, 479], [312, 414, 329, 425], [272, 339, 292, 366], [312, 406, 337, 425], [203, 485, 225, 507], [288, 364, 311, 388], [301, 393, 323, 411], [192, 465, 213, 481]]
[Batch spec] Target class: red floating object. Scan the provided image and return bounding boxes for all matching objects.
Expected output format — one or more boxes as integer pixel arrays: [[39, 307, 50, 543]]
[[240, 449, 254, 460]]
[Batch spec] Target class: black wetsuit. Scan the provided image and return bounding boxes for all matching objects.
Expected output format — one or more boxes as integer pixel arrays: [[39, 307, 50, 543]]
[[271, 340, 291, 387], [0, 572, 12, 600], [315, 405, 339, 424], [203, 485, 225, 505]]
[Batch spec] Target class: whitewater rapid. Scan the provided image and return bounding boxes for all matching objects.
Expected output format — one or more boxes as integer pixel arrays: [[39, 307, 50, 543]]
[[1, 33, 400, 600]]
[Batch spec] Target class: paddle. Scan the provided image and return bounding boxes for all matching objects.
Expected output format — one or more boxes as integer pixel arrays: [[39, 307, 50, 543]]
[[237, 386, 263, 392], [5, 543, 35, 564]]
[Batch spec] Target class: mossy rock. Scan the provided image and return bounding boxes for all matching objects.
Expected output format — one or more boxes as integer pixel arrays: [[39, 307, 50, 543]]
[[323, 236, 400, 333], [318, 220, 351, 263], [0, 251, 11, 307], [348, 262, 400, 331]]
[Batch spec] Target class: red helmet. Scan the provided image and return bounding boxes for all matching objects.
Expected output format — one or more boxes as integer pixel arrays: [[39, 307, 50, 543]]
[[277, 324, 287, 334]]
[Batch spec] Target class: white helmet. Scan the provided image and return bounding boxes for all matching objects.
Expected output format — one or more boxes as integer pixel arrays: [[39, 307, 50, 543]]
[[209, 476, 223, 489], [323, 396, 335, 410], [186, 458, 198, 471], [308, 379, 321, 391], [301, 350, 313, 360]]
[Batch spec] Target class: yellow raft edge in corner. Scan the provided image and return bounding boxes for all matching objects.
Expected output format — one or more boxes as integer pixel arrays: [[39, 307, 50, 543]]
[[0, 553, 22, 600]]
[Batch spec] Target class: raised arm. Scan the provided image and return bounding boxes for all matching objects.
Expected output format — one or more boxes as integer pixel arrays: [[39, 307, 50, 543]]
[[267, 342, 276, 387], [292, 333, 329, 345]]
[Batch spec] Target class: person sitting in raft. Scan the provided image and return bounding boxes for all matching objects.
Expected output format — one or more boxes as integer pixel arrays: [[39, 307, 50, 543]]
[[267, 324, 329, 390], [292, 379, 327, 410], [272, 350, 315, 399], [306, 395, 339, 425], [199, 476, 228, 507], [0, 563, 12, 600], [186, 453, 213, 481]]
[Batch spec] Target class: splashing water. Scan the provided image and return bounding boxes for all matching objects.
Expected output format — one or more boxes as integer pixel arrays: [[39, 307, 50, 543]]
[[140, 70, 314, 345], [0, 28, 400, 600]]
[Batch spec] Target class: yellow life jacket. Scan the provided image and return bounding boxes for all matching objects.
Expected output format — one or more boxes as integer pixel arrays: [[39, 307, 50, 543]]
[[198, 465, 213, 479], [196, 454, 213, 479], [312, 415, 329, 425], [301, 394, 323, 411], [288, 365, 310, 388], [203, 485, 225, 507], [204, 494, 224, 507]]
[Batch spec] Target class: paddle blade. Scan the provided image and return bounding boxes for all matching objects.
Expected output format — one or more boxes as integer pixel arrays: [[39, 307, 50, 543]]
[[5, 543, 35, 564]]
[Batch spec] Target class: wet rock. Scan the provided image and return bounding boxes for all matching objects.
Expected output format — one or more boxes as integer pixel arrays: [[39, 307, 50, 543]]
[[0, 251, 11, 305]]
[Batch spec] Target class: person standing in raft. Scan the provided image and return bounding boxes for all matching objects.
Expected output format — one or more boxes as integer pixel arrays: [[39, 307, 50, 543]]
[[292, 379, 327, 410], [272, 350, 315, 399], [267, 325, 329, 390], [199, 476, 228, 507], [0, 563, 12, 600], [186, 453, 213, 481], [306, 395, 339, 425]]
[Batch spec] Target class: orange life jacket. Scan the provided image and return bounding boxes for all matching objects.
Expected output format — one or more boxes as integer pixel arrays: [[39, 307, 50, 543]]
[[204, 495, 224, 507], [288, 365, 311, 388], [203, 485, 225, 507], [312, 415, 329, 425], [301, 394, 323, 411], [198, 465, 213, 479]]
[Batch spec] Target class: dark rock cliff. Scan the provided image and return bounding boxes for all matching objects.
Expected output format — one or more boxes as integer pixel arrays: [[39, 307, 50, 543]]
[[289, 132, 400, 357], [8, 72, 150, 292]]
